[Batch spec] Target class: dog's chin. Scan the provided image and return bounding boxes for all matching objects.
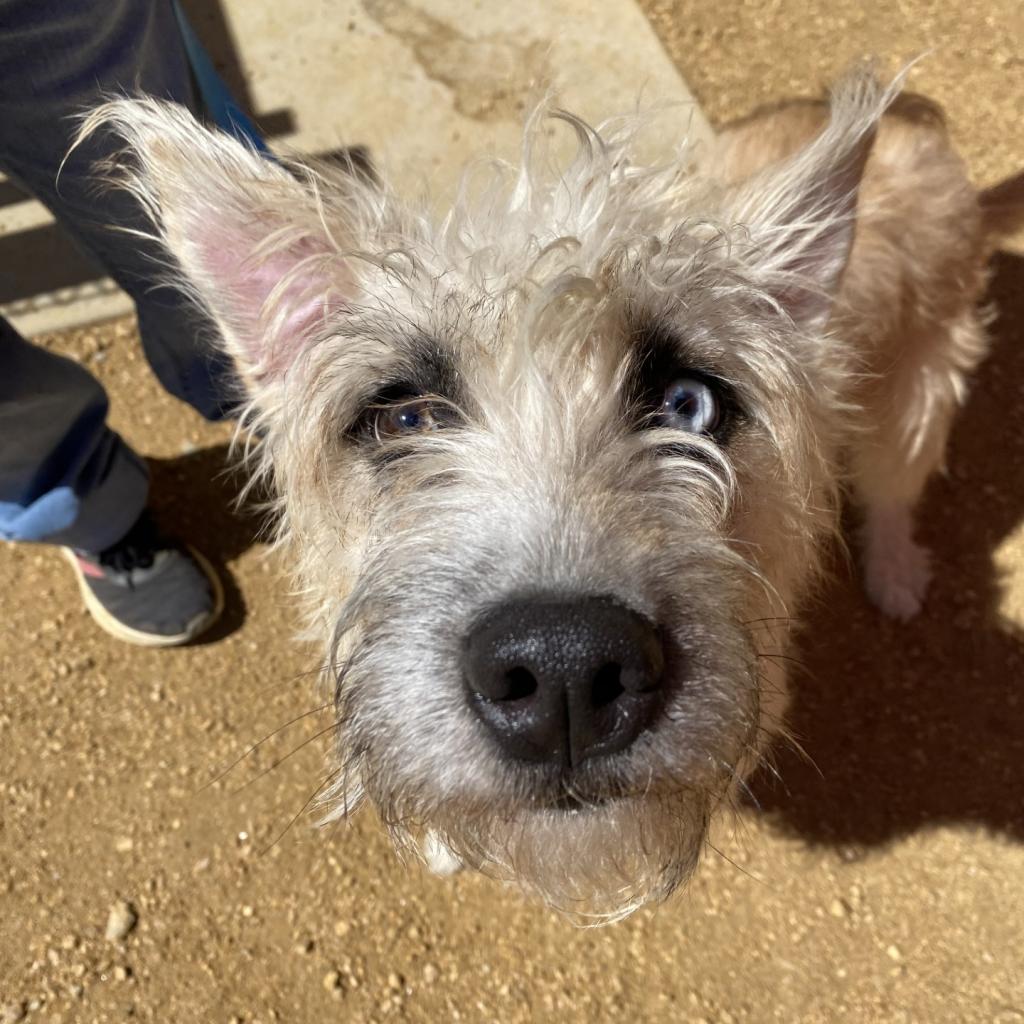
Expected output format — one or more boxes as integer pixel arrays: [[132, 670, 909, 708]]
[[418, 786, 710, 923]]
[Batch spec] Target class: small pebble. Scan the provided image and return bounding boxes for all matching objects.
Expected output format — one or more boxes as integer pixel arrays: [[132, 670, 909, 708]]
[[105, 900, 138, 941], [828, 898, 848, 918], [886, 944, 903, 962], [1, 1003, 26, 1024], [422, 963, 440, 984], [323, 970, 341, 992]]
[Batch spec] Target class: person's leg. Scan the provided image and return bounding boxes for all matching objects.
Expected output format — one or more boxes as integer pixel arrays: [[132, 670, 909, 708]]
[[0, 318, 147, 551], [0, 0, 237, 420], [0, 315, 223, 645], [0, 0, 231, 641]]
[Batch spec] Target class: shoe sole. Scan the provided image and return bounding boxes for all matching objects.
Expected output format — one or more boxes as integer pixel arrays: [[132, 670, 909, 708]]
[[62, 545, 225, 648]]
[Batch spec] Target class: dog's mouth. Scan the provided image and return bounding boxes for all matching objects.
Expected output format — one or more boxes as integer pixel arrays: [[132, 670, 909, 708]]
[[522, 765, 640, 813], [541, 790, 611, 813]]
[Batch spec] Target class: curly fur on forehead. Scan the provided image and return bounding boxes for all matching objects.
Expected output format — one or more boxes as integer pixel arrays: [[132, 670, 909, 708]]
[[78, 64, 892, 368]]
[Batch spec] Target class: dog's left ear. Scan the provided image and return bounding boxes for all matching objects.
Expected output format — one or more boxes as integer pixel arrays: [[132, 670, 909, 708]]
[[727, 69, 892, 332], [79, 99, 357, 393]]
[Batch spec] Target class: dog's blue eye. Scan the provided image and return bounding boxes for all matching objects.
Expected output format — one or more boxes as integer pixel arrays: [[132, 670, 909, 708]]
[[374, 398, 456, 439], [658, 378, 720, 434], [395, 405, 425, 430]]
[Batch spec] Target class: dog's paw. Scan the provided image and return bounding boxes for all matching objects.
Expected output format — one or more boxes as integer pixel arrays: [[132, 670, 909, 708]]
[[422, 832, 463, 876], [863, 532, 932, 620]]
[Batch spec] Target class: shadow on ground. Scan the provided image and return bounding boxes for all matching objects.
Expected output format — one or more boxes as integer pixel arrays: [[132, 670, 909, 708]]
[[147, 442, 268, 644], [753, 251, 1024, 849]]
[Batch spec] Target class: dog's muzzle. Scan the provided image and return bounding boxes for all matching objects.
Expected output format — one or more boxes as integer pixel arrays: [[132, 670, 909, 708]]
[[462, 596, 666, 768]]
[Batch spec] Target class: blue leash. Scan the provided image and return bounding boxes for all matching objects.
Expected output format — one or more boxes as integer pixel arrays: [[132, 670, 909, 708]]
[[171, 0, 271, 155]]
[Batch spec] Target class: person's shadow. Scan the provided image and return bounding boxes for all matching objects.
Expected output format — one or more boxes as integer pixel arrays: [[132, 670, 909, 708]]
[[147, 442, 268, 645], [752, 250, 1024, 849]]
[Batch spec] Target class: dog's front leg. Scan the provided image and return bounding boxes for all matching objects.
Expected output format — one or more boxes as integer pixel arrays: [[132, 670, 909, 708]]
[[852, 308, 990, 620]]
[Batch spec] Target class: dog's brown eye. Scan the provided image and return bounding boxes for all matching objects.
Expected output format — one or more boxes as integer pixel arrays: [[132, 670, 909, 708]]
[[373, 398, 457, 439], [656, 378, 720, 435]]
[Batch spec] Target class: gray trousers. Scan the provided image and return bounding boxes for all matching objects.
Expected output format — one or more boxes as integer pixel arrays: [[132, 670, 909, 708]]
[[0, 0, 235, 552]]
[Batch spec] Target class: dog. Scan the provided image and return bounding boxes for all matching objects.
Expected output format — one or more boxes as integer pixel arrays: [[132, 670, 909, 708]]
[[81, 64, 1020, 921]]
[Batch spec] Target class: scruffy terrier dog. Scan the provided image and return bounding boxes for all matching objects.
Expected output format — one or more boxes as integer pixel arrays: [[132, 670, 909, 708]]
[[85, 66, 1015, 921]]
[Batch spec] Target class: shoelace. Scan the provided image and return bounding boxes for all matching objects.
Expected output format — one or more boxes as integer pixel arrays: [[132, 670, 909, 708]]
[[96, 512, 167, 574]]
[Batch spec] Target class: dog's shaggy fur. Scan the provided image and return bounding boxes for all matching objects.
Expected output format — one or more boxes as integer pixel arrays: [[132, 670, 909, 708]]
[[81, 66, 1016, 921]]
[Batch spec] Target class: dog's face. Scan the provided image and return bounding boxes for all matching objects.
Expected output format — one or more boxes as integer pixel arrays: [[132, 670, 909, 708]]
[[90, 73, 883, 918]]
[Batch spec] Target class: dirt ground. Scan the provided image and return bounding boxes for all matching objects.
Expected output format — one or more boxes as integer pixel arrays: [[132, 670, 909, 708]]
[[3, 3, 1024, 1023]]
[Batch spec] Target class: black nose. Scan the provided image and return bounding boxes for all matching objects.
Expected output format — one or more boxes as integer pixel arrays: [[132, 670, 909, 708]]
[[462, 597, 666, 767]]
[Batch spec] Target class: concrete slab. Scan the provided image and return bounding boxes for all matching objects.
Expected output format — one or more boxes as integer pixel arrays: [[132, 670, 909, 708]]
[[0, 0, 709, 337]]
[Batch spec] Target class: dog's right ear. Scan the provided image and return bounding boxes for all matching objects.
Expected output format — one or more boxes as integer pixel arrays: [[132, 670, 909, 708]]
[[724, 67, 898, 333], [79, 99, 358, 395]]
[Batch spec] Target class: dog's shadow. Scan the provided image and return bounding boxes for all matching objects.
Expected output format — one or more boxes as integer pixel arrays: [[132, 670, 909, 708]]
[[752, 250, 1024, 849], [146, 442, 269, 644]]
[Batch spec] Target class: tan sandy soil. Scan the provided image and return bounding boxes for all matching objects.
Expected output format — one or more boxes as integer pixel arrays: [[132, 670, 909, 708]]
[[2, 4, 1024, 1022]]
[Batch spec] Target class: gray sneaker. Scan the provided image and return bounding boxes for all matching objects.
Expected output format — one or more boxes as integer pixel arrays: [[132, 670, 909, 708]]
[[63, 510, 223, 647]]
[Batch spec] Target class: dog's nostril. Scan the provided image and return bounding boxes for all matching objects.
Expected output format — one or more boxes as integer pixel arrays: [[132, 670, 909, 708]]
[[591, 662, 624, 708], [502, 666, 537, 701]]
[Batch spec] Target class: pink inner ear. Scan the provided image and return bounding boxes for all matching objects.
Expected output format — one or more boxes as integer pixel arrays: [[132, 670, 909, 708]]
[[192, 219, 350, 382], [242, 252, 334, 378]]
